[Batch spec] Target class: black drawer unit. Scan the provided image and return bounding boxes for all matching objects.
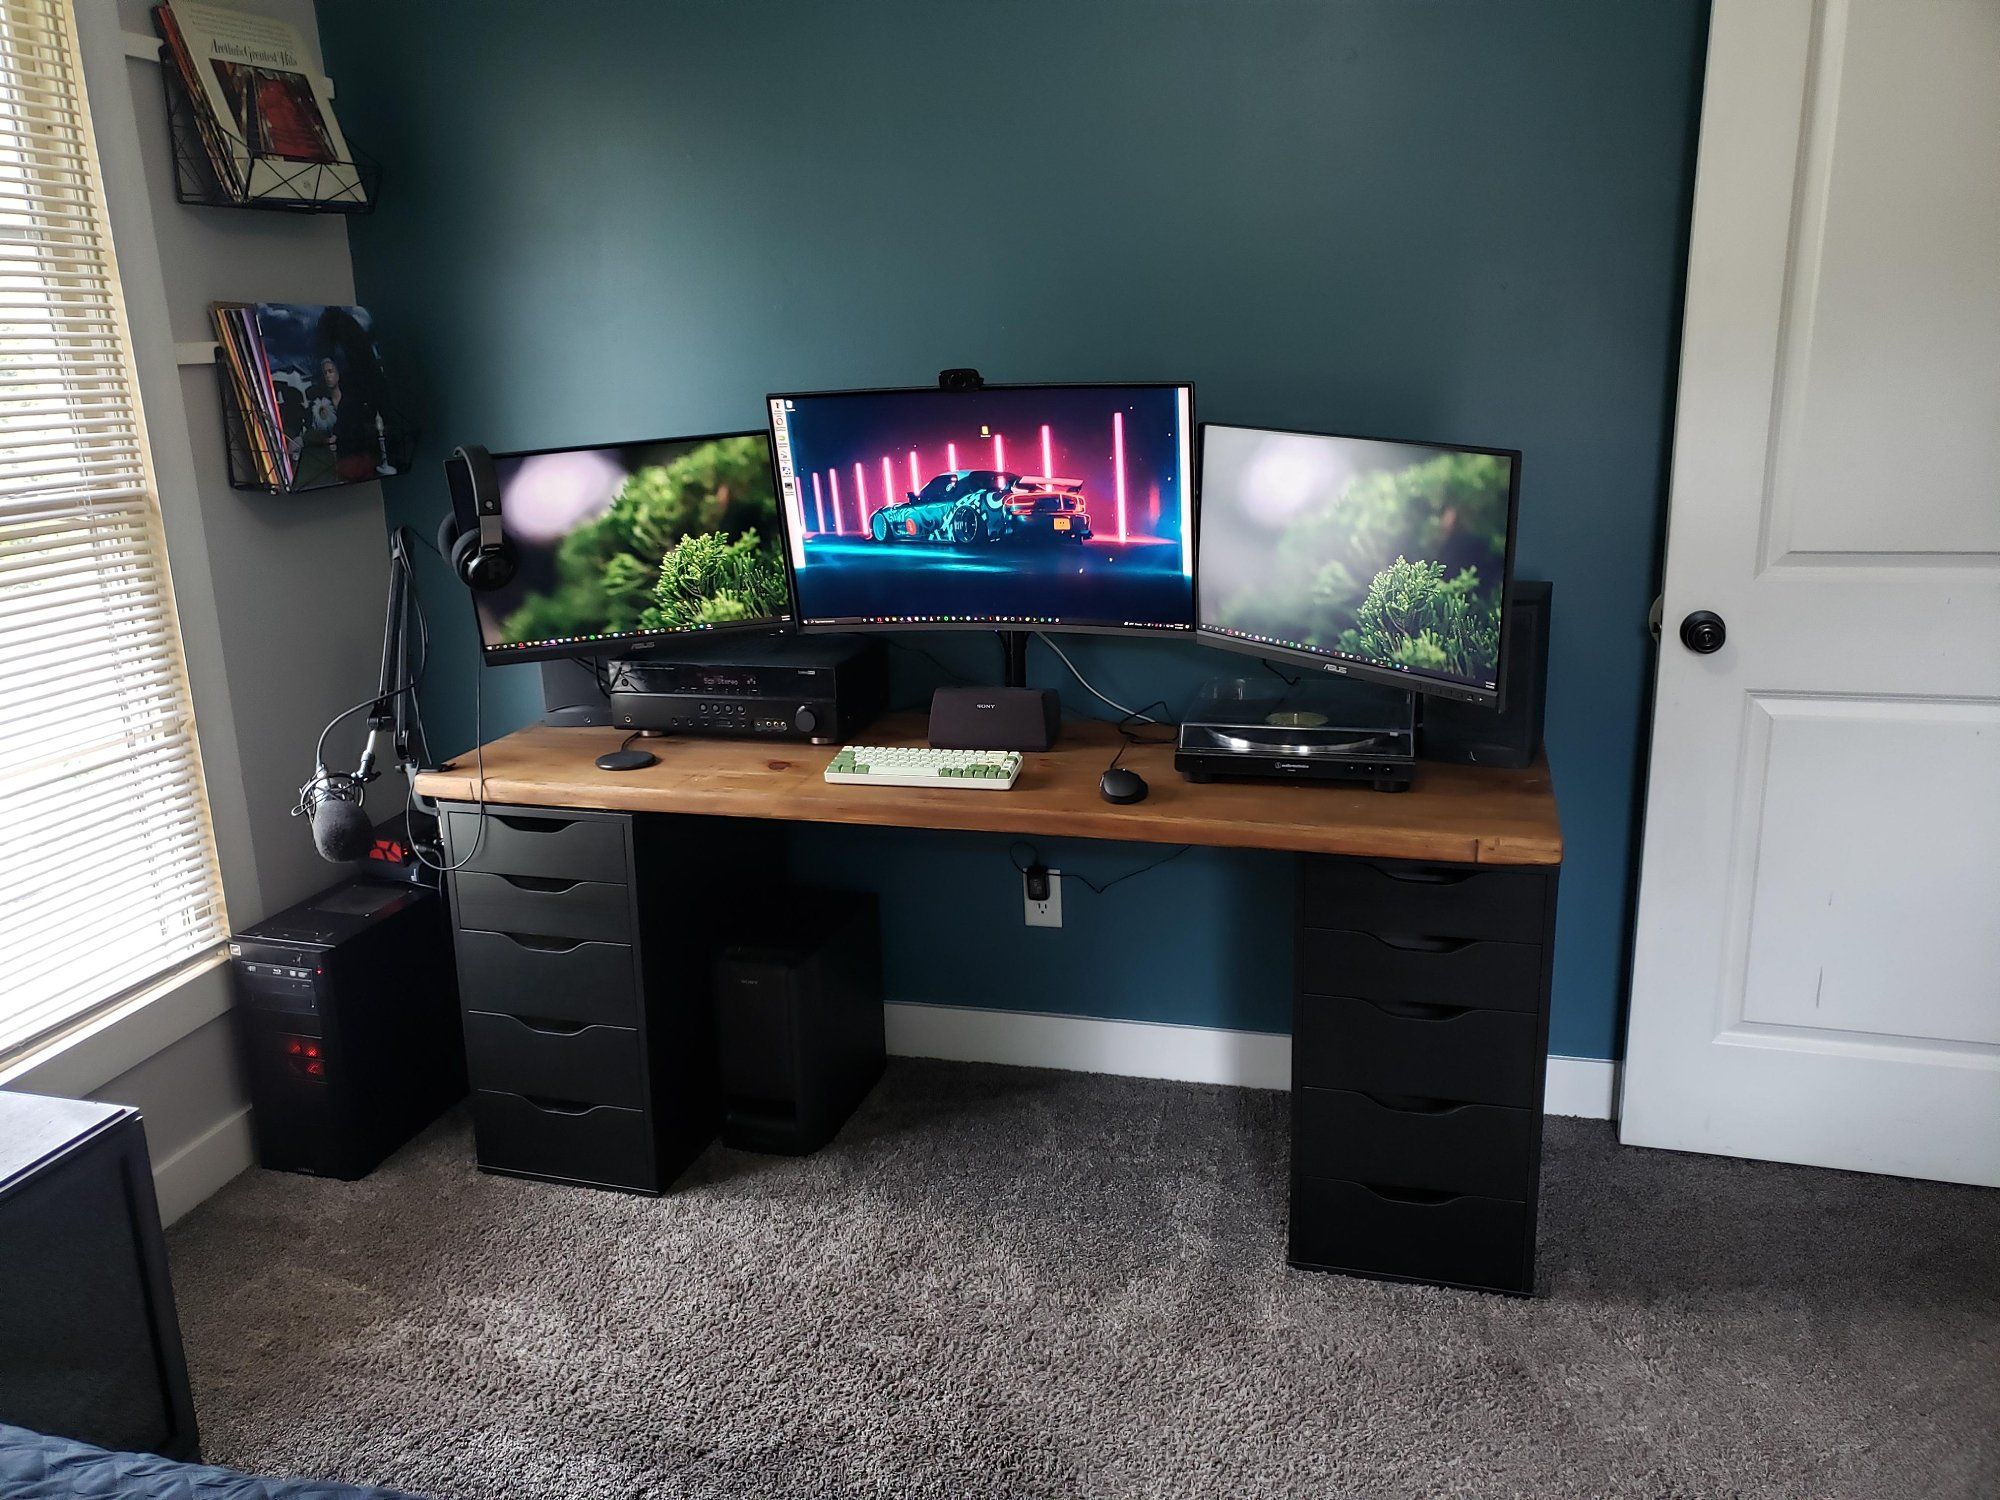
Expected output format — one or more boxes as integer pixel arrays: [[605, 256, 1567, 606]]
[[1294, 995, 1540, 1107], [453, 930, 639, 1029], [1294, 1087, 1538, 1201], [443, 808, 629, 884], [1292, 1176, 1531, 1295], [442, 804, 756, 1195], [1299, 929, 1542, 1013], [469, 1090, 655, 1193], [1301, 860, 1547, 943], [453, 872, 632, 945], [462, 1011, 648, 1111], [1290, 855, 1557, 1296]]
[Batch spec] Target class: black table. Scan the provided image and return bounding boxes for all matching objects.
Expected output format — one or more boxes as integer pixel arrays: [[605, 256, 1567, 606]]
[[0, 1090, 198, 1459]]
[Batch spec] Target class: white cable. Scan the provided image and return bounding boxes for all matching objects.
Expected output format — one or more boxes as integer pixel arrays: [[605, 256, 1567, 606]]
[[1032, 633, 1159, 724]]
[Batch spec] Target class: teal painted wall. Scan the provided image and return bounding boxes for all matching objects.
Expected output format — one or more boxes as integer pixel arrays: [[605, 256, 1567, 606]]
[[319, 0, 1707, 1060]]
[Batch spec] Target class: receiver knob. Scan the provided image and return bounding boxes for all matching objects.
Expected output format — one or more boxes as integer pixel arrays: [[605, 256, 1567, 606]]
[[793, 706, 821, 736]]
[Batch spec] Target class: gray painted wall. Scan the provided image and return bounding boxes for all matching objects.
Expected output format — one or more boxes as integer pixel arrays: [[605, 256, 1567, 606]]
[[5, 1, 389, 1222]]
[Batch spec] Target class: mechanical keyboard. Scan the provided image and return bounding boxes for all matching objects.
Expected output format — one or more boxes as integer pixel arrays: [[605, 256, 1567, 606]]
[[823, 745, 1023, 790]]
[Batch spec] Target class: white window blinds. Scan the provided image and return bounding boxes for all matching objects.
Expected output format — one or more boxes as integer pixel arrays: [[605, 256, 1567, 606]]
[[1, 0, 227, 1062]]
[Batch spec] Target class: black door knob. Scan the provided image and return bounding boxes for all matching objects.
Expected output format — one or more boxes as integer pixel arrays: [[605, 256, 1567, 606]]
[[1679, 610, 1727, 654]]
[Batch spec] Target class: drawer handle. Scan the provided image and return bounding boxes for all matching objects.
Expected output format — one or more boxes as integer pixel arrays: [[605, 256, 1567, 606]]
[[1363, 1092, 1469, 1116], [1371, 933, 1474, 955], [492, 814, 578, 835], [1376, 865, 1476, 886], [497, 874, 583, 894], [522, 1095, 599, 1117], [510, 1015, 589, 1037], [1367, 998, 1470, 1022], [501, 934, 584, 954], [1359, 1182, 1461, 1206]]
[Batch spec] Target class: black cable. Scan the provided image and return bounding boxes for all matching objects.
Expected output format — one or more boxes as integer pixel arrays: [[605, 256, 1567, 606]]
[[1261, 657, 1302, 688], [576, 653, 616, 699], [886, 635, 977, 686], [1070, 843, 1192, 895], [1106, 698, 1176, 773], [406, 654, 486, 875], [1007, 838, 1193, 896], [293, 542, 430, 818]]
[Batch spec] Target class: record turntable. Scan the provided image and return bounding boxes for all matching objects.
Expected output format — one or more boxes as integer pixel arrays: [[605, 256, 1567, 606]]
[[1176, 678, 1416, 792]]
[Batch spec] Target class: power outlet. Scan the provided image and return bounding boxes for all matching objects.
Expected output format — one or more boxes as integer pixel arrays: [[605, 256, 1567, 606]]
[[1023, 868, 1063, 928]]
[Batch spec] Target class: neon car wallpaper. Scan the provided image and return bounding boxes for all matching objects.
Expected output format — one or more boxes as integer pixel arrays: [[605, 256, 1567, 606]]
[[769, 384, 1194, 631]]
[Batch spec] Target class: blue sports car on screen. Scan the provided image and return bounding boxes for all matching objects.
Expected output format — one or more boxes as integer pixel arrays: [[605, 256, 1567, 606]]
[[869, 469, 1093, 545]]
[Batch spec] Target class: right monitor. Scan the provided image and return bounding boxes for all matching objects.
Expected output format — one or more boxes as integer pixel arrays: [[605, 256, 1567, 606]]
[[1196, 424, 1521, 706]]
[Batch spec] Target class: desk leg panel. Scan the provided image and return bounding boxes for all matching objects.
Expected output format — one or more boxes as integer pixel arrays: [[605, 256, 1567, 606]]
[[442, 803, 771, 1192], [1290, 857, 1559, 1295]]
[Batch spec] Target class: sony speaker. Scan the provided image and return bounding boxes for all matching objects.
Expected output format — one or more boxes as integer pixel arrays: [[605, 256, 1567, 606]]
[[1421, 580, 1551, 769], [928, 686, 1062, 752]]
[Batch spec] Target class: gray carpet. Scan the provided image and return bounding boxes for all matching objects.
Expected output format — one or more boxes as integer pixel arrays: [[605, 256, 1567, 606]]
[[168, 1059, 2000, 1500]]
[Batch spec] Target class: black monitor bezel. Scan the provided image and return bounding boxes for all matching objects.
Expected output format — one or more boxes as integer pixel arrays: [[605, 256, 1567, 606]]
[[472, 428, 795, 666], [1192, 421, 1522, 709], [765, 380, 1198, 640]]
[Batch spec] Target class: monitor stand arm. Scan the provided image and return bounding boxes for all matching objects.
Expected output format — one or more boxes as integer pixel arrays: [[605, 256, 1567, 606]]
[[998, 630, 1030, 689]]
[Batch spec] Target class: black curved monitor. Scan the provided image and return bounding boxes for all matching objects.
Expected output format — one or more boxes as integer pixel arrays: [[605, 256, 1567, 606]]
[[1195, 423, 1520, 706], [767, 383, 1195, 635], [471, 430, 791, 665]]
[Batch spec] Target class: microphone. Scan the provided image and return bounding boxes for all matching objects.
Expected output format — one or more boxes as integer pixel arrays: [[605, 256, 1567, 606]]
[[298, 764, 375, 863]]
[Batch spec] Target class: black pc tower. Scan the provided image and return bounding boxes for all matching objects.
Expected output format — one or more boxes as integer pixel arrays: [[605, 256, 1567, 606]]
[[230, 879, 464, 1180], [714, 890, 884, 1155]]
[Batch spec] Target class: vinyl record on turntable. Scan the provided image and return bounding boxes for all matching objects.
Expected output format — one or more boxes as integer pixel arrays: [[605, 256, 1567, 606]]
[[1176, 676, 1417, 791]]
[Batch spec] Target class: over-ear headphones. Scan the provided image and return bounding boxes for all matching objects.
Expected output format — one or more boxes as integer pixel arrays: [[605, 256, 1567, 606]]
[[440, 444, 517, 592]]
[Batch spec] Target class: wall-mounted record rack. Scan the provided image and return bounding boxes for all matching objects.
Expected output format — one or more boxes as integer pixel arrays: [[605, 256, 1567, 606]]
[[159, 48, 381, 215], [214, 352, 418, 495]]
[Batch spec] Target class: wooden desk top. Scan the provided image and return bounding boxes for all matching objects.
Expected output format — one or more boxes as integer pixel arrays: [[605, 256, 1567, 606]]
[[416, 714, 1561, 866]]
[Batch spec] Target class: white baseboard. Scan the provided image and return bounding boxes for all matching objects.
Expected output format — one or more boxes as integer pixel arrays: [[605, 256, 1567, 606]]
[[886, 1002, 1294, 1091], [151, 1105, 254, 1227], [1542, 1055, 1620, 1120], [884, 1003, 1621, 1119]]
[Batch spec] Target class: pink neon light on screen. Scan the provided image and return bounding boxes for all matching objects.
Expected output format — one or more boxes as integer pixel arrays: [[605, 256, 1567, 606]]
[[829, 468, 843, 535], [1041, 425, 1053, 479], [908, 450, 921, 495], [810, 471, 825, 534], [881, 457, 894, 516], [1113, 411, 1127, 541], [853, 463, 869, 528], [947, 441, 958, 472], [993, 433, 1005, 472]]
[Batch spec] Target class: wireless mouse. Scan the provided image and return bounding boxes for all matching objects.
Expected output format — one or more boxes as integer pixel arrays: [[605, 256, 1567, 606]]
[[1099, 767, 1148, 805], [595, 748, 658, 772]]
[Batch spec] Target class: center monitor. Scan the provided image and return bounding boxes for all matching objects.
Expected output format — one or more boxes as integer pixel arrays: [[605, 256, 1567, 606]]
[[767, 383, 1195, 635]]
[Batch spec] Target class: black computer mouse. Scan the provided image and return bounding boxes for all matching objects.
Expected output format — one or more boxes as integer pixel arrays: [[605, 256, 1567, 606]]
[[595, 748, 658, 772], [1099, 767, 1148, 805]]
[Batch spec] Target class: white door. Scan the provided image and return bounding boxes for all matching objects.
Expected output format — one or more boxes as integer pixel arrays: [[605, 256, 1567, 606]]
[[1620, 0, 2000, 1186]]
